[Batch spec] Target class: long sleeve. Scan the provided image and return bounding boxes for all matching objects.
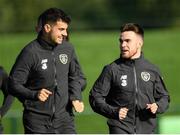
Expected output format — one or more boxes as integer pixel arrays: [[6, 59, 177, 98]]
[[68, 48, 86, 101], [89, 66, 119, 119], [154, 74, 170, 114], [0, 67, 14, 117], [8, 48, 38, 102]]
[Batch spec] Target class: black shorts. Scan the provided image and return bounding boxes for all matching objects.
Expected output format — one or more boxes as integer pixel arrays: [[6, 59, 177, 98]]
[[108, 125, 129, 134], [23, 110, 76, 134]]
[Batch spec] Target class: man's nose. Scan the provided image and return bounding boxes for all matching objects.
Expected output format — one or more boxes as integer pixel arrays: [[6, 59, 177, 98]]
[[63, 30, 68, 36], [121, 42, 126, 47]]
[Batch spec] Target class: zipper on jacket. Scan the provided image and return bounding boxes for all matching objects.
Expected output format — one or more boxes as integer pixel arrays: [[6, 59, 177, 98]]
[[52, 52, 58, 87], [51, 51, 57, 123], [133, 62, 138, 133]]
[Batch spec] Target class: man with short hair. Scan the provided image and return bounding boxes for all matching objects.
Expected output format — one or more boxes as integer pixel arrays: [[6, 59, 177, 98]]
[[9, 8, 86, 134], [89, 23, 170, 134]]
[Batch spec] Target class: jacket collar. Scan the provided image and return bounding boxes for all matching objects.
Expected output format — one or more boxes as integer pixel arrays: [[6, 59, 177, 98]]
[[37, 35, 57, 50], [120, 53, 144, 65]]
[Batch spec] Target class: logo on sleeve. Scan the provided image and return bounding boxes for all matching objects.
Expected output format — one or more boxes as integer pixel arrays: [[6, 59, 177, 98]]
[[59, 54, 68, 64], [41, 59, 48, 70], [120, 75, 127, 86], [141, 72, 150, 82]]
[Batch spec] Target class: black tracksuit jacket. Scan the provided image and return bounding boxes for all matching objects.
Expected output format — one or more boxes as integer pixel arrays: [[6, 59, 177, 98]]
[[8, 37, 86, 123], [89, 55, 170, 134], [0, 66, 14, 133]]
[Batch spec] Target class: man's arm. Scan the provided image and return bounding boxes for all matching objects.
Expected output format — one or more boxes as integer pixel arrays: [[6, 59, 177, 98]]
[[154, 74, 170, 114], [68, 47, 86, 112], [8, 48, 38, 101], [89, 66, 119, 119], [0, 67, 14, 117]]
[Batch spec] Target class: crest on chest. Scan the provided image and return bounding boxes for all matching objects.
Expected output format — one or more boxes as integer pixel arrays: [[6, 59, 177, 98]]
[[59, 54, 68, 64]]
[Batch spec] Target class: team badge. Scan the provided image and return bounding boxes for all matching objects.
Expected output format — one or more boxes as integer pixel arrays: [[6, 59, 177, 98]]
[[141, 72, 150, 82], [59, 54, 68, 64], [120, 75, 127, 86], [41, 59, 48, 70]]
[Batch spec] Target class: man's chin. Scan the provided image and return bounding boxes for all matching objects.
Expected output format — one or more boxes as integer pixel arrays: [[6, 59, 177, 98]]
[[57, 40, 63, 44], [121, 53, 129, 59]]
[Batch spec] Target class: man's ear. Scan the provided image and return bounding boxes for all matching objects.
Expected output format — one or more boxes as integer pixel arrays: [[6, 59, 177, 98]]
[[44, 24, 51, 33], [138, 36, 143, 48], [139, 42, 143, 47]]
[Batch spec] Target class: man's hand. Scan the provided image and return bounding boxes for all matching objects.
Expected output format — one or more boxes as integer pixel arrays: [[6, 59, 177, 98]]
[[38, 89, 52, 102], [72, 100, 84, 113], [119, 107, 128, 120], [146, 103, 158, 114]]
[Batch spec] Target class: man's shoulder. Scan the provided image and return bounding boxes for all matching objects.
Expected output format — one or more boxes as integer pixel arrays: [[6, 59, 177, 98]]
[[0, 66, 3, 71], [142, 58, 161, 73], [60, 40, 74, 50], [21, 39, 39, 53], [0, 66, 5, 75], [16, 39, 39, 59], [0, 66, 7, 80], [109, 58, 122, 68], [103, 58, 120, 71]]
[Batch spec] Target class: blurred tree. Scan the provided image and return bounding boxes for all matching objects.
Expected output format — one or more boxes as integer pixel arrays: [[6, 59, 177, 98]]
[[107, 0, 178, 28], [0, 0, 61, 32], [0, 0, 180, 32]]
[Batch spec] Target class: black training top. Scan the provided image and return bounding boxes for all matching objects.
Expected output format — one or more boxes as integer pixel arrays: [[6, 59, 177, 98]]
[[9, 37, 86, 118], [89, 54, 170, 134]]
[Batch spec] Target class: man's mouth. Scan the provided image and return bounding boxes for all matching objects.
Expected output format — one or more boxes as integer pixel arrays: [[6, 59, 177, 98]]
[[122, 49, 128, 53], [58, 37, 63, 42]]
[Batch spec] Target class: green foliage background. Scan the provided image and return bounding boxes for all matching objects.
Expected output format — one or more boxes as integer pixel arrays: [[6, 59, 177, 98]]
[[0, 0, 180, 32]]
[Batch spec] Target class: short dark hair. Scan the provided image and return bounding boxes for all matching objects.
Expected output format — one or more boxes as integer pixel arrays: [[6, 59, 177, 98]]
[[120, 23, 144, 38], [37, 8, 71, 33]]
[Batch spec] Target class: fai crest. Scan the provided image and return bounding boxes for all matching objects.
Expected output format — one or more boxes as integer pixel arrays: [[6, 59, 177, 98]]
[[141, 72, 150, 82], [59, 54, 68, 64]]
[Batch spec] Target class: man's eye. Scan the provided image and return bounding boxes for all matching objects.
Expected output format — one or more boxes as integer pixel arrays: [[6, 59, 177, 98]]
[[59, 28, 64, 31], [125, 39, 130, 43], [119, 39, 123, 43]]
